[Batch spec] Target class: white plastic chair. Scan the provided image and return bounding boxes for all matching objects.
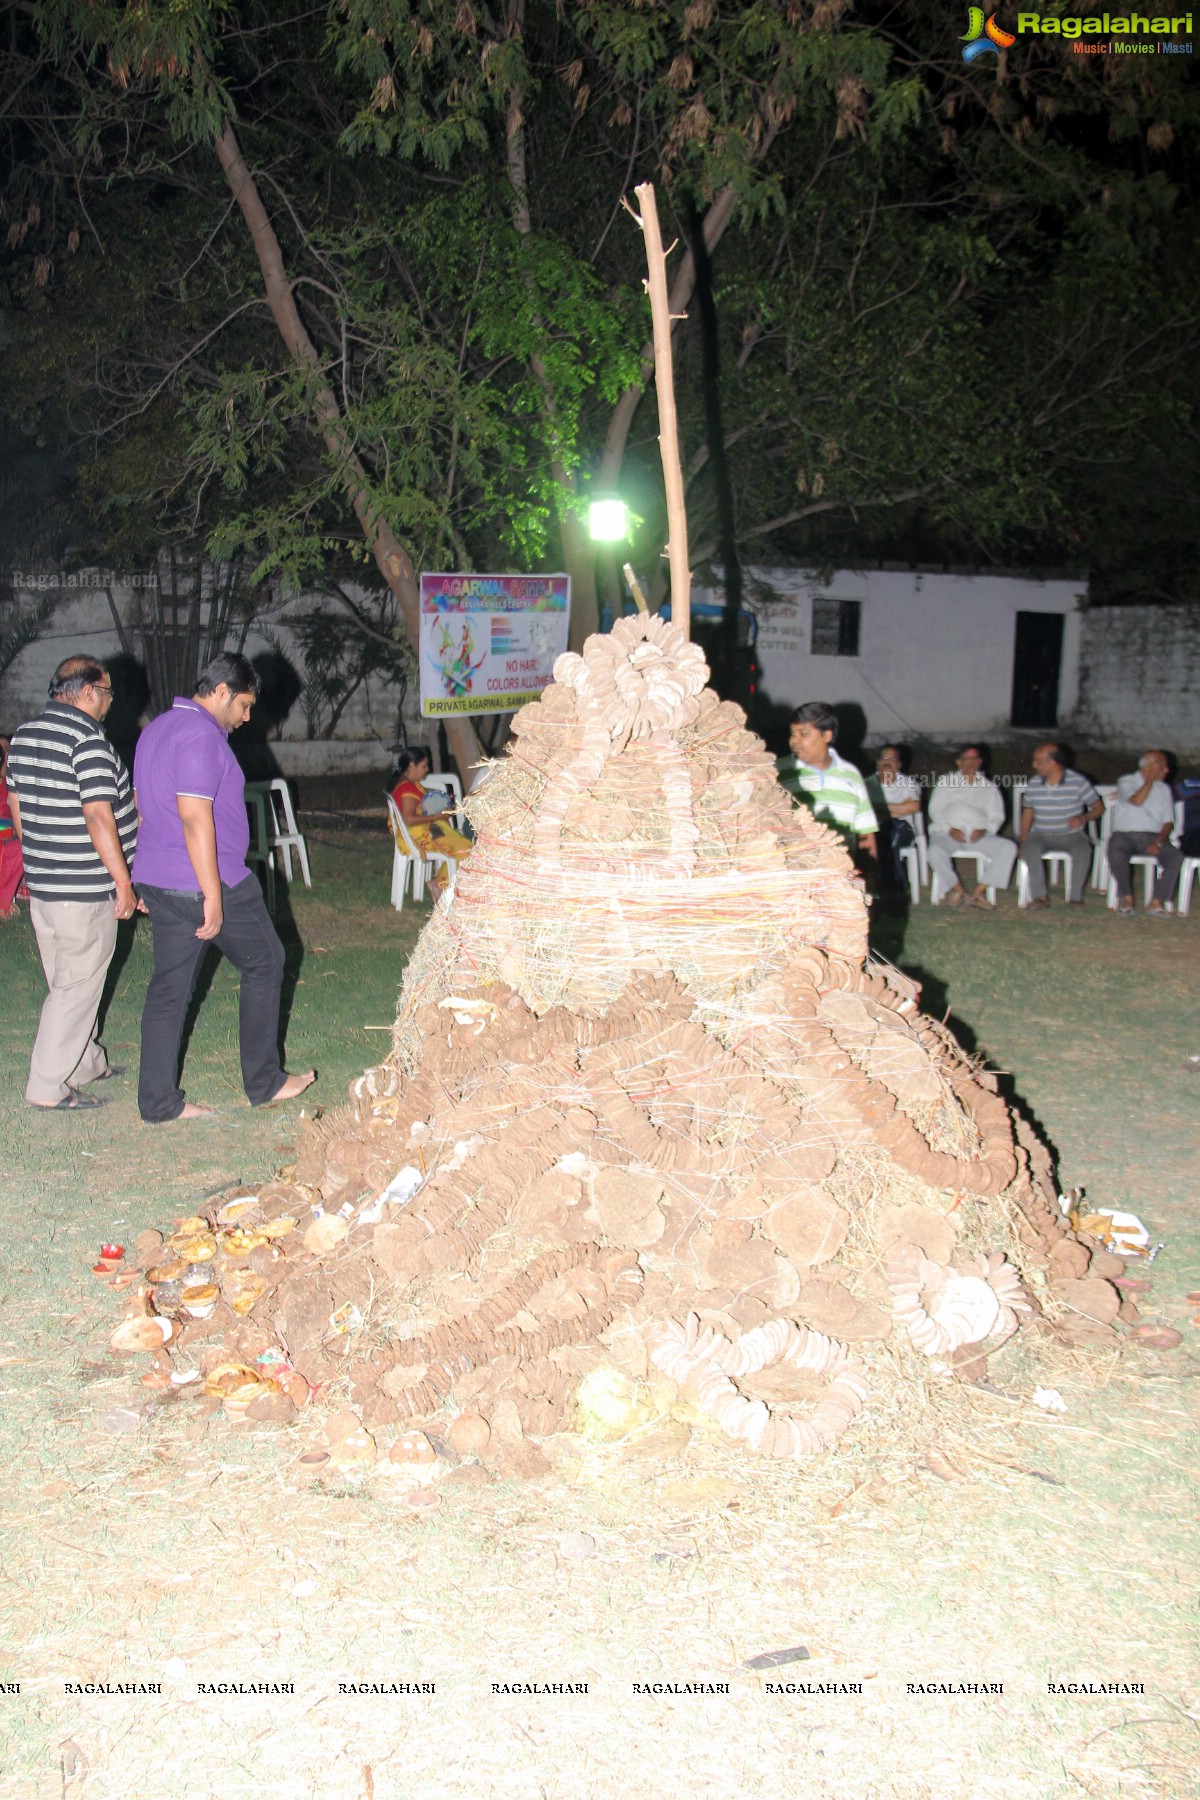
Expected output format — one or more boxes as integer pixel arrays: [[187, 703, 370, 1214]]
[[1090, 785, 1117, 891], [931, 846, 999, 907], [899, 812, 927, 904], [1015, 779, 1103, 907], [1017, 851, 1073, 907], [1177, 845, 1200, 917], [245, 778, 312, 888], [1107, 801, 1185, 911], [1009, 779, 1029, 835], [244, 787, 277, 911], [387, 795, 456, 909]]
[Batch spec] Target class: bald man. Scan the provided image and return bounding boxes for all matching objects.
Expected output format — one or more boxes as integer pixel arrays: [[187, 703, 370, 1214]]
[[6, 656, 139, 1109]]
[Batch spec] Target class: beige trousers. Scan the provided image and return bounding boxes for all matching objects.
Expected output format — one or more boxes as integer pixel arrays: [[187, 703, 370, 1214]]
[[27, 896, 118, 1104]]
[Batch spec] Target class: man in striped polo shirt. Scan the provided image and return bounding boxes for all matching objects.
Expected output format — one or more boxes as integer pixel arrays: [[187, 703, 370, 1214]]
[[1018, 743, 1102, 907], [777, 702, 878, 866], [6, 656, 139, 1109]]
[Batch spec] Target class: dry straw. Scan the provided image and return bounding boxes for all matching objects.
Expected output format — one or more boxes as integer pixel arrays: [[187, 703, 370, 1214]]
[[120, 617, 1133, 1470]]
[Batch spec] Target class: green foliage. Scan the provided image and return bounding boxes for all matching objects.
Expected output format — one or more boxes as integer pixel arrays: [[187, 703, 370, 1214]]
[[33, 0, 236, 142], [1, 0, 1196, 624]]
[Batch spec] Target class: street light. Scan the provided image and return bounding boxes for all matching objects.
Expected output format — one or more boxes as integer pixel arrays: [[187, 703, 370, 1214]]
[[587, 498, 627, 542]]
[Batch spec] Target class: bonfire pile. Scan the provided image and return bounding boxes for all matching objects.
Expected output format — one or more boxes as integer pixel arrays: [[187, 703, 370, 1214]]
[[110, 616, 1138, 1466]]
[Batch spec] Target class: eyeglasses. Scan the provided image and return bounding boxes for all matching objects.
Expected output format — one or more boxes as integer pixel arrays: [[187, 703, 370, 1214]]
[[91, 682, 113, 694]]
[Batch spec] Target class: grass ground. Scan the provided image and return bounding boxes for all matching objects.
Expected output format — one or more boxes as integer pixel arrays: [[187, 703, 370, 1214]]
[[0, 831, 1197, 1800]]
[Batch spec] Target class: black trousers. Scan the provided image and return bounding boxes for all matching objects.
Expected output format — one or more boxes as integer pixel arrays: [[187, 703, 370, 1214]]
[[879, 817, 916, 894], [137, 875, 287, 1122]]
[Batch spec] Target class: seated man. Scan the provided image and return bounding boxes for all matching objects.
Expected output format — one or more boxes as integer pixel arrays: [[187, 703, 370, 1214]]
[[866, 744, 922, 895], [1107, 749, 1181, 917], [777, 702, 877, 868], [1018, 743, 1102, 908], [927, 744, 1016, 907]]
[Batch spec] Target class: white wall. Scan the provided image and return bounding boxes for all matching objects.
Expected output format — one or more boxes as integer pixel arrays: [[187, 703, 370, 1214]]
[[4, 563, 1097, 767], [0, 576, 422, 775], [697, 567, 1085, 741]]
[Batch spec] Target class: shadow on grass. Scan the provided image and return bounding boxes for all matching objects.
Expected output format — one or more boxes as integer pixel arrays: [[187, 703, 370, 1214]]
[[96, 912, 141, 1045], [869, 897, 972, 1047], [870, 893, 1068, 1184]]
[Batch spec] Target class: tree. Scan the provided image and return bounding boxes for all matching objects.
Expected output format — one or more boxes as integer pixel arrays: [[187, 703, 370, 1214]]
[[1, 0, 1194, 794], [268, 584, 415, 742], [100, 551, 264, 718]]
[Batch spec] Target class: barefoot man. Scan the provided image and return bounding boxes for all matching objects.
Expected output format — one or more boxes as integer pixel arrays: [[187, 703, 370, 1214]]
[[132, 652, 315, 1122]]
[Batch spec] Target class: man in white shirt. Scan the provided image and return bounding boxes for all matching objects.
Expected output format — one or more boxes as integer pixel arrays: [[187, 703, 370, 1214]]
[[1107, 749, 1181, 917], [927, 744, 1016, 908]]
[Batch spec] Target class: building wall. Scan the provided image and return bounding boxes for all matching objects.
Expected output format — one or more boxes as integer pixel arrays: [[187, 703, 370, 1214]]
[[696, 567, 1085, 742], [0, 579, 422, 776], [1074, 606, 1200, 758], [19, 570, 1191, 772]]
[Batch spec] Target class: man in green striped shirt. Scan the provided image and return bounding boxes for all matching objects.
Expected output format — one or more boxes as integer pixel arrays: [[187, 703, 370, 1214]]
[[777, 702, 878, 863]]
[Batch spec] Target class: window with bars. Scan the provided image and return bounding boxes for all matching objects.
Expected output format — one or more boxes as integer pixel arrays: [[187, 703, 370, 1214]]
[[810, 597, 861, 657]]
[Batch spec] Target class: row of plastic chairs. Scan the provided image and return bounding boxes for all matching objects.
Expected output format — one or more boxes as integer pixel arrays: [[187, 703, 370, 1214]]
[[243, 770, 469, 914], [900, 780, 1198, 913], [242, 769, 463, 913], [243, 766, 1197, 915]]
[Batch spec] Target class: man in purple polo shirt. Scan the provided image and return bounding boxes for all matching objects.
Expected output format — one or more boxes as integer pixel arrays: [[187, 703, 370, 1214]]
[[132, 652, 315, 1123]]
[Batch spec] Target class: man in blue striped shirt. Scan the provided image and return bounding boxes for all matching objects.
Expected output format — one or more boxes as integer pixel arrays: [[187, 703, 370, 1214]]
[[1018, 743, 1102, 907]]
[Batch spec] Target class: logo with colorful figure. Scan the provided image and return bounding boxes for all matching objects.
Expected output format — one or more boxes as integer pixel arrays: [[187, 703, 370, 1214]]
[[962, 6, 1017, 56], [432, 618, 487, 700]]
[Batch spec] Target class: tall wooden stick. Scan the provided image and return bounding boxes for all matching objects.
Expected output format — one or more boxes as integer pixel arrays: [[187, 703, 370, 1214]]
[[633, 182, 691, 641]]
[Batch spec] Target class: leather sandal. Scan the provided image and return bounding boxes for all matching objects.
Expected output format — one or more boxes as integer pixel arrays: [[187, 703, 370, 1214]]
[[32, 1089, 109, 1111]]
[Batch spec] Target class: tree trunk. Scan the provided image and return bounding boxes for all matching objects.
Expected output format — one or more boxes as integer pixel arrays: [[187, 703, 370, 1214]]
[[213, 120, 483, 779]]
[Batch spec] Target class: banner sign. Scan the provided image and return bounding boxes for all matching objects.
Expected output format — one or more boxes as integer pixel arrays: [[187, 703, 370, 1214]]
[[419, 573, 571, 717]]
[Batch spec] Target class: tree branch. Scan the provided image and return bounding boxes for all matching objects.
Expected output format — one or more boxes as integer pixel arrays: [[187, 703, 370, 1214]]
[[213, 117, 482, 773]]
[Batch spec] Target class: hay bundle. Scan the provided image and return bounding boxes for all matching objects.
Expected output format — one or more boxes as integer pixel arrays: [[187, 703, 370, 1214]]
[[116, 616, 1129, 1459]]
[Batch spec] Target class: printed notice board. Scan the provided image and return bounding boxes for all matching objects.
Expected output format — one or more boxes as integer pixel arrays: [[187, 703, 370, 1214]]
[[419, 573, 571, 717]]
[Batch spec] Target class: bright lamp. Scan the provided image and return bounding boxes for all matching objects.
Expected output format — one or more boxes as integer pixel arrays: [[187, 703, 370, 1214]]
[[588, 498, 628, 542]]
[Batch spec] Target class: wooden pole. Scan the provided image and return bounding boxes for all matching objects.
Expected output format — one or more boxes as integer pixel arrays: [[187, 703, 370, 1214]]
[[633, 182, 691, 641]]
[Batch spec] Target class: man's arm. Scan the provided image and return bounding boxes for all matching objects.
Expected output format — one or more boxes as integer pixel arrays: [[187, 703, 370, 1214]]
[[852, 780, 879, 858], [177, 795, 223, 940], [983, 785, 1005, 837], [81, 800, 139, 920], [1145, 788, 1174, 853], [1019, 804, 1034, 847], [8, 791, 20, 839], [1068, 789, 1104, 831]]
